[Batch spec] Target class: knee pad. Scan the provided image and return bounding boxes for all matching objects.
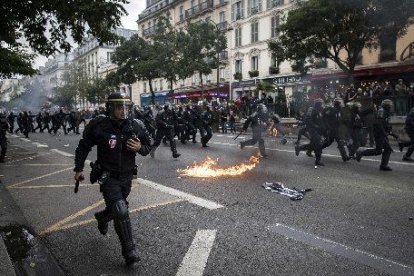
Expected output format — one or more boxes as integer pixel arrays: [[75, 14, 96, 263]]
[[112, 200, 129, 220]]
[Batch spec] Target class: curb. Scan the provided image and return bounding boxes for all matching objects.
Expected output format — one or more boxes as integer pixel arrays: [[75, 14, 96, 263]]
[[0, 234, 16, 276], [0, 154, 66, 276]]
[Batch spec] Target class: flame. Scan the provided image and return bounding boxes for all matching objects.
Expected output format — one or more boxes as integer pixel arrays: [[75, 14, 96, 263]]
[[269, 127, 278, 137], [177, 154, 261, 178]]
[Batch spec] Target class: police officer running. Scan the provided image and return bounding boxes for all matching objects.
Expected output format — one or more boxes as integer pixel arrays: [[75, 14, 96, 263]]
[[399, 107, 414, 162], [356, 99, 395, 171], [74, 93, 152, 265], [240, 103, 269, 157]]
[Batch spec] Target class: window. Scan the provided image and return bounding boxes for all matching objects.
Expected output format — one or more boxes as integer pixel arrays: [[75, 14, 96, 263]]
[[249, 0, 262, 15], [267, 0, 283, 9], [235, 60, 242, 73], [379, 34, 396, 62], [251, 56, 258, 71], [160, 79, 163, 90], [192, 74, 197, 85], [107, 52, 112, 63], [271, 15, 280, 38], [251, 21, 258, 43], [143, 82, 147, 93], [235, 27, 242, 47], [219, 68, 225, 82], [271, 54, 278, 67], [179, 6, 184, 21], [232, 1, 244, 21], [219, 11, 225, 23]]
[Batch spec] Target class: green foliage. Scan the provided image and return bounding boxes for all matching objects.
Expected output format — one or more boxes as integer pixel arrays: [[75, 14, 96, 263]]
[[274, 0, 414, 78], [85, 77, 113, 104], [111, 16, 228, 102], [112, 34, 162, 104], [256, 81, 275, 92], [0, 0, 128, 77]]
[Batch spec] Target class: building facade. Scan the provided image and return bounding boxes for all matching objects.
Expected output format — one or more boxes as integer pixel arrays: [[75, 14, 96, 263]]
[[137, 0, 233, 105], [37, 53, 73, 96]]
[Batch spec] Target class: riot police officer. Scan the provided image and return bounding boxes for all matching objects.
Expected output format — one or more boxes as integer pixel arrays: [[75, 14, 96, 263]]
[[240, 103, 269, 157], [322, 98, 350, 161], [295, 99, 326, 166], [356, 99, 394, 171], [0, 113, 9, 162], [399, 107, 414, 162], [150, 104, 181, 158], [74, 92, 152, 265]]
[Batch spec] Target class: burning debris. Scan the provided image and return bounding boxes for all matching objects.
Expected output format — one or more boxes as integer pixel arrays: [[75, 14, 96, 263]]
[[262, 182, 312, 201], [177, 154, 261, 178]]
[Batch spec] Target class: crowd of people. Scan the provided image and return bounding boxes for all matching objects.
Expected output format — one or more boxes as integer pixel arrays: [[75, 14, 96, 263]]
[[0, 91, 413, 265]]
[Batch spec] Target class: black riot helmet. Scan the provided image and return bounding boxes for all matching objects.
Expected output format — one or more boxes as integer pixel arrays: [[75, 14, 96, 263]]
[[313, 98, 325, 112], [333, 98, 344, 109], [105, 92, 133, 120], [381, 99, 393, 109], [257, 103, 267, 113]]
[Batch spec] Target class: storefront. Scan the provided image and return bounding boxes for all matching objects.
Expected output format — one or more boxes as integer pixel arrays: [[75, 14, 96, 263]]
[[172, 84, 229, 103], [311, 63, 414, 86], [231, 74, 310, 100]]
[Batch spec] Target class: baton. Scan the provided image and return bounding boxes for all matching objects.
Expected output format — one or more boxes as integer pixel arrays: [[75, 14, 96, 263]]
[[74, 175, 85, 194], [233, 130, 244, 140]]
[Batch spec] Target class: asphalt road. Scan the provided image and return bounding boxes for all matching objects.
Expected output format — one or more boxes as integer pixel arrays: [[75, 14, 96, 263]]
[[1, 128, 414, 276]]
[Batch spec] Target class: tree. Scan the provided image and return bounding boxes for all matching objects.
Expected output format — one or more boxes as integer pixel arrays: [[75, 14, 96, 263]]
[[85, 77, 113, 105], [1, 0, 128, 77], [183, 21, 227, 99], [112, 35, 162, 105], [272, 0, 414, 81], [151, 15, 183, 95]]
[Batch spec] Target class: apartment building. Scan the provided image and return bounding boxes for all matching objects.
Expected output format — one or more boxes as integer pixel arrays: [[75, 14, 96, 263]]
[[137, 0, 232, 105], [37, 53, 73, 95], [72, 28, 137, 80], [312, 24, 414, 87]]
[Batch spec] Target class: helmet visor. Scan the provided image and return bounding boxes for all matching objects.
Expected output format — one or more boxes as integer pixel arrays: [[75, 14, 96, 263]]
[[110, 102, 132, 120]]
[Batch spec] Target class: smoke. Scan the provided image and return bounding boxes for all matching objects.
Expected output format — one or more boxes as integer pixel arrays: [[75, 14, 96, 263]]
[[5, 77, 53, 113]]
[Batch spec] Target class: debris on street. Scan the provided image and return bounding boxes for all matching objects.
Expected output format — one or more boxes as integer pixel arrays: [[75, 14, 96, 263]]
[[262, 182, 312, 201]]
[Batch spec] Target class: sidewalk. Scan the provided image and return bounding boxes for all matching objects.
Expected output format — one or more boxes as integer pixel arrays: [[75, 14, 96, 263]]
[[0, 141, 66, 276]]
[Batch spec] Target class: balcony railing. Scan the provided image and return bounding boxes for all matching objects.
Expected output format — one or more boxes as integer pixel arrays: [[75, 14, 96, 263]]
[[143, 26, 158, 37], [218, 51, 228, 60], [138, 0, 174, 20], [250, 6, 259, 15], [235, 12, 244, 20], [268, 0, 284, 9], [184, 0, 214, 20], [217, 21, 229, 32]]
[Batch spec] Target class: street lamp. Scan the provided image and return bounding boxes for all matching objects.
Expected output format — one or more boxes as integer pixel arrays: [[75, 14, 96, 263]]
[[205, 18, 233, 105]]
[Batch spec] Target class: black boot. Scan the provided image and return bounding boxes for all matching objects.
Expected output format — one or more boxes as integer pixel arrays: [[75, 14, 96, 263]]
[[113, 202, 140, 266], [379, 151, 392, 171], [338, 146, 350, 162], [94, 210, 112, 235]]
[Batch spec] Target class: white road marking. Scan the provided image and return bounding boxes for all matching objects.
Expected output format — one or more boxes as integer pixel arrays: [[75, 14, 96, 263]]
[[176, 229, 217, 276], [50, 149, 74, 157], [269, 223, 413, 276], [20, 138, 31, 142], [209, 141, 414, 166], [32, 142, 49, 148], [7, 167, 74, 188], [136, 178, 224, 210]]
